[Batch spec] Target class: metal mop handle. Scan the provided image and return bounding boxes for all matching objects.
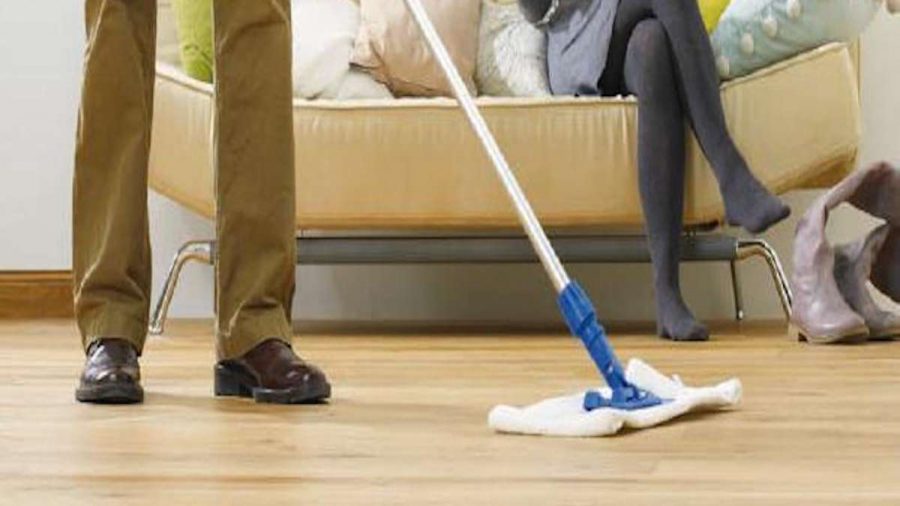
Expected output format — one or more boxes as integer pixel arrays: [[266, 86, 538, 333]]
[[403, 0, 663, 410], [400, 0, 570, 294]]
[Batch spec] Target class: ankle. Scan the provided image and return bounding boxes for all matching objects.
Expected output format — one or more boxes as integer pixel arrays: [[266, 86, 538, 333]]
[[719, 168, 761, 196], [654, 280, 683, 301], [88, 337, 140, 356]]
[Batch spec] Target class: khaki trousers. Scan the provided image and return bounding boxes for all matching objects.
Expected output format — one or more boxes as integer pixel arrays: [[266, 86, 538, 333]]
[[74, 0, 297, 359]]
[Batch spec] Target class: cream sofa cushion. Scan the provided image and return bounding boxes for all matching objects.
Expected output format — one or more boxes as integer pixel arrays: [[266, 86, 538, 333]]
[[149, 43, 860, 230]]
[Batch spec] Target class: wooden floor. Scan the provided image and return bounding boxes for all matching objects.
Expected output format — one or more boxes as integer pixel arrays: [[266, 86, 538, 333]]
[[2, 319, 900, 505]]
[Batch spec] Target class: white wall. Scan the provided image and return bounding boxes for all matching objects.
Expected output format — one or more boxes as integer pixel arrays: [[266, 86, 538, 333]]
[[0, 2, 81, 269], [1, 4, 897, 325]]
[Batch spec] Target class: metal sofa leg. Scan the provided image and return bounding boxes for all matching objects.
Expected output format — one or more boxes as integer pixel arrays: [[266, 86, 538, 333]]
[[735, 238, 793, 320], [729, 260, 745, 322], [149, 240, 215, 336]]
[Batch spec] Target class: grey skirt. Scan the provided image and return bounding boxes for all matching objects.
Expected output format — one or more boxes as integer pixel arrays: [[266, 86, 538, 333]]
[[546, 0, 621, 96]]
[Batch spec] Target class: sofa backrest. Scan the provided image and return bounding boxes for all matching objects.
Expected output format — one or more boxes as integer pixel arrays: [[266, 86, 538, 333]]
[[158, 0, 181, 66]]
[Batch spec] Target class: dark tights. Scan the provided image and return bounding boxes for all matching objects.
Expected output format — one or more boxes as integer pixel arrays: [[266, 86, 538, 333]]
[[599, 0, 790, 341]]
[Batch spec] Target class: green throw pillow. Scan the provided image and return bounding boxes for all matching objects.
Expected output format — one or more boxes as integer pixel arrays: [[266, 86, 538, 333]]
[[171, 0, 214, 82]]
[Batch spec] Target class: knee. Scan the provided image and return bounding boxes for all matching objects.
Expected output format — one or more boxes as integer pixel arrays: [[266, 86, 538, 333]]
[[631, 20, 667, 56], [628, 20, 671, 76]]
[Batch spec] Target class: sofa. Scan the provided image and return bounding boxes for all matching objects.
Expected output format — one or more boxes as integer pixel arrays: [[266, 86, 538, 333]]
[[146, 1, 862, 334]]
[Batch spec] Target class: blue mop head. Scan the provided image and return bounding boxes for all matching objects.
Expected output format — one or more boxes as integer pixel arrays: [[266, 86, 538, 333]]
[[558, 282, 666, 411]]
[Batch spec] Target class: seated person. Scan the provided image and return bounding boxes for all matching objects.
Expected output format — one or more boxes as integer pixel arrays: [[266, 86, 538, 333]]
[[520, 0, 791, 341]]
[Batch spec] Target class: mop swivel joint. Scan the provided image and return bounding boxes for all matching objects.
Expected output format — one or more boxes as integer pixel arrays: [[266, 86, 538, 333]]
[[558, 282, 665, 411]]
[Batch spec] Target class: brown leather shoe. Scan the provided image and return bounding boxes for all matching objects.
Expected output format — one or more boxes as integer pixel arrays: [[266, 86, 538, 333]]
[[214, 339, 331, 404], [75, 338, 144, 404]]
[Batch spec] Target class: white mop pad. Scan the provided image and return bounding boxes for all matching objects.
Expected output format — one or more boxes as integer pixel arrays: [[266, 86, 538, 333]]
[[488, 358, 742, 437]]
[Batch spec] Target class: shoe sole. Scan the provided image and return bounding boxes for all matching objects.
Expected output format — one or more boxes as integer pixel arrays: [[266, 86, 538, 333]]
[[794, 324, 870, 345], [213, 364, 331, 404], [75, 383, 144, 404], [659, 327, 710, 342], [660, 332, 710, 342], [869, 325, 900, 341]]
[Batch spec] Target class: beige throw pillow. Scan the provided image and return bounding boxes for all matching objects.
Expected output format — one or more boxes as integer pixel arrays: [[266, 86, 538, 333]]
[[351, 0, 481, 97]]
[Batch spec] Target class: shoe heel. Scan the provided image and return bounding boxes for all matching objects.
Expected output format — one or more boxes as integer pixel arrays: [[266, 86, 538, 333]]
[[214, 364, 252, 398]]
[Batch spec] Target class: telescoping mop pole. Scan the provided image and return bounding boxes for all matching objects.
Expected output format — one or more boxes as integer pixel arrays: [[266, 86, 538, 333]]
[[401, 0, 663, 410]]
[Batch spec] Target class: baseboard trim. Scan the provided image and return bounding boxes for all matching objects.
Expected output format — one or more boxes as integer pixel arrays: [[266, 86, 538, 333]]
[[0, 271, 74, 319], [290, 319, 787, 336]]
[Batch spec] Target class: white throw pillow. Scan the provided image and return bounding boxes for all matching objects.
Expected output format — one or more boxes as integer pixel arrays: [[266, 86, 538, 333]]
[[476, 0, 551, 97], [322, 68, 395, 100], [710, 0, 881, 80], [292, 0, 392, 99]]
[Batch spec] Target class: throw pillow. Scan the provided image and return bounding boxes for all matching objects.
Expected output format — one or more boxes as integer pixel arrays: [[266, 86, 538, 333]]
[[698, 0, 731, 32], [351, 0, 482, 97], [171, 0, 214, 82], [477, 0, 551, 97], [711, 0, 881, 80], [291, 0, 392, 99], [169, 0, 391, 99]]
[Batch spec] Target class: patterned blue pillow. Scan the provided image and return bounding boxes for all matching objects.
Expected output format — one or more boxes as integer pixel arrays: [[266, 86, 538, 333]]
[[710, 0, 880, 80]]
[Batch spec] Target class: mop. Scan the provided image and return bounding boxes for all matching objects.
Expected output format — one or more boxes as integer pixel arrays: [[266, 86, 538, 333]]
[[402, 0, 742, 437]]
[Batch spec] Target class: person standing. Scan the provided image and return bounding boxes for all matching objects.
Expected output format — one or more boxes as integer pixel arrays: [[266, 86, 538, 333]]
[[73, 0, 330, 404]]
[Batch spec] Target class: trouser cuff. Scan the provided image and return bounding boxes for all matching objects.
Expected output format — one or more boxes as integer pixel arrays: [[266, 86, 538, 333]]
[[217, 308, 293, 360], [80, 311, 148, 356]]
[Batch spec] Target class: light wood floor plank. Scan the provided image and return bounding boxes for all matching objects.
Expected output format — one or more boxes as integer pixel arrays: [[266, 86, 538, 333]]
[[1, 319, 900, 505]]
